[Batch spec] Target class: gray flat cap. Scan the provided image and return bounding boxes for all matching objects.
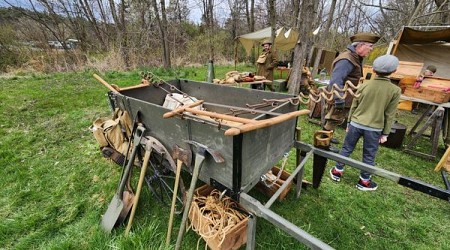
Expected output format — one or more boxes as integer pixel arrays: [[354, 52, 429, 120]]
[[373, 55, 399, 74]]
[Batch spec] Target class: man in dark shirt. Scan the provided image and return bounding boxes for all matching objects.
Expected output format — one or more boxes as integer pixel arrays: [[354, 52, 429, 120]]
[[324, 32, 380, 152]]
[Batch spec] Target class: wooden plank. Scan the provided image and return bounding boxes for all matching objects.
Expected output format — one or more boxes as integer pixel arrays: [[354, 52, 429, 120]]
[[390, 61, 424, 79]]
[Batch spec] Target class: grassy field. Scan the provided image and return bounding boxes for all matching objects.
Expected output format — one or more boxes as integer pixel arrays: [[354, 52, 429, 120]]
[[1, 66, 449, 250]]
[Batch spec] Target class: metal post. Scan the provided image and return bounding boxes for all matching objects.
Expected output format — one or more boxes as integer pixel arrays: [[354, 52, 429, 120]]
[[206, 60, 215, 83]]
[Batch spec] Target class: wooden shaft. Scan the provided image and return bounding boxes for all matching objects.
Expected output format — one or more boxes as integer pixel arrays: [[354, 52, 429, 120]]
[[183, 107, 255, 124], [166, 159, 183, 246], [125, 149, 151, 236], [224, 109, 310, 136], [162, 100, 204, 118], [435, 146, 450, 171], [93, 74, 119, 93]]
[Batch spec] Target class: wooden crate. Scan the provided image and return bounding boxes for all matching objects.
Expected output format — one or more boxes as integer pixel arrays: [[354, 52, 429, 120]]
[[189, 185, 248, 250], [390, 61, 424, 79], [403, 77, 450, 103], [255, 166, 293, 201], [403, 86, 450, 103]]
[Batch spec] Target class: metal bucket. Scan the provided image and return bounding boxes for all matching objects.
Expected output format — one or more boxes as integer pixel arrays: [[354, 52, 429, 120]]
[[383, 122, 407, 149]]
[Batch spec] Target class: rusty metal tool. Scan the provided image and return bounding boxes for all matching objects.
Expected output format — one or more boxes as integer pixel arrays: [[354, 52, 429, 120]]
[[166, 145, 192, 246], [175, 141, 224, 250]]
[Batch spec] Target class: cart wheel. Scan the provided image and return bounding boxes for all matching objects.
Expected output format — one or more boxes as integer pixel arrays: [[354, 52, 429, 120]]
[[143, 137, 186, 214]]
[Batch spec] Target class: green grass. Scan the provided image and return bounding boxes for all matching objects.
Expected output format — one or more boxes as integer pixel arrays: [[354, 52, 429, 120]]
[[1, 66, 449, 250]]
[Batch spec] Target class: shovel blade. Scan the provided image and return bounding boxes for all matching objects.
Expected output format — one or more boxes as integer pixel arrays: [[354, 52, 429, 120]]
[[100, 194, 124, 233], [116, 190, 135, 226]]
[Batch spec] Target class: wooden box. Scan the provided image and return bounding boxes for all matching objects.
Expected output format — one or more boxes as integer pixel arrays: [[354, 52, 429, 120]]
[[189, 185, 248, 250], [256, 166, 293, 201], [390, 61, 424, 79], [403, 77, 450, 104], [403, 86, 450, 103]]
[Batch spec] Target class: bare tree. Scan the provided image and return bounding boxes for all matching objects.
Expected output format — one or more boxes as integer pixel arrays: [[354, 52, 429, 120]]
[[245, 0, 255, 32], [151, 0, 172, 68], [288, 0, 319, 95]]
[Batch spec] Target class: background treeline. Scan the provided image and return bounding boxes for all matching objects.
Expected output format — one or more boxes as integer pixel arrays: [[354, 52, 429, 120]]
[[0, 0, 449, 74]]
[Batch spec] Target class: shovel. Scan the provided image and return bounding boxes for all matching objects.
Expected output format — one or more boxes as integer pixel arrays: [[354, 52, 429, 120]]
[[100, 125, 146, 233]]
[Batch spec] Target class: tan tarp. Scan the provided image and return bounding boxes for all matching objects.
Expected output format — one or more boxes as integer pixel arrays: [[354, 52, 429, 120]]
[[392, 27, 450, 78], [237, 27, 299, 55]]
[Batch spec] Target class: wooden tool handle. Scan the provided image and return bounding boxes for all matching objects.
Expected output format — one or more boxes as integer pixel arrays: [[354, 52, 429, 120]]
[[183, 107, 255, 124], [224, 109, 310, 136], [125, 149, 151, 236], [93, 73, 120, 93], [162, 100, 204, 118], [166, 159, 183, 246]]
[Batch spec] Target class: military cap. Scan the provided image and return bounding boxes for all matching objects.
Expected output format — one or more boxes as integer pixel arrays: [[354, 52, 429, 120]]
[[426, 65, 437, 73], [350, 32, 380, 43], [261, 39, 272, 46], [373, 55, 399, 74]]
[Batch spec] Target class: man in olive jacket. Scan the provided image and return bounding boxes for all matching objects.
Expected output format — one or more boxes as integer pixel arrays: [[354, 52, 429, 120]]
[[324, 32, 380, 150], [255, 39, 277, 91]]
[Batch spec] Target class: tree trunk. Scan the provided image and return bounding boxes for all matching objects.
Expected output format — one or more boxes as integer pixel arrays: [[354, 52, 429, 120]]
[[269, 0, 276, 44], [312, 0, 337, 76], [160, 0, 172, 68], [152, 0, 172, 69], [288, 0, 318, 95]]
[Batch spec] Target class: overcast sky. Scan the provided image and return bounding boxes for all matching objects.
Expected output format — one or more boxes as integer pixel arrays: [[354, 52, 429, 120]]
[[0, 0, 230, 25]]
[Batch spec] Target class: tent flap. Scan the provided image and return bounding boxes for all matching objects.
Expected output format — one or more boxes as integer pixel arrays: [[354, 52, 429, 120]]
[[393, 27, 450, 78], [237, 27, 299, 55]]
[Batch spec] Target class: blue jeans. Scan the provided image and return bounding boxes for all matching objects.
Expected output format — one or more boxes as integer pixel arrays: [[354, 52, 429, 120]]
[[335, 124, 381, 180]]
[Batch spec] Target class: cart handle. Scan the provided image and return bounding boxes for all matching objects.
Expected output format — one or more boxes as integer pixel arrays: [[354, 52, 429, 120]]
[[224, 109, 310, 136], [93, 74, 120, 93]]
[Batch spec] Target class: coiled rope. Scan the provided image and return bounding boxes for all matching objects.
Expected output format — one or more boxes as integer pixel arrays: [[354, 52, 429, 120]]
[[298, 80, 361, 104], [189, 189, 247, 248]]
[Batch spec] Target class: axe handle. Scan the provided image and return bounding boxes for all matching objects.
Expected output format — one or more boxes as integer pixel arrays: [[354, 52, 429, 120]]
[[93, 73, 120, 93], [166, 159, 183, 246], [224, 109, 310, 136], [162, 100, 204, 118]]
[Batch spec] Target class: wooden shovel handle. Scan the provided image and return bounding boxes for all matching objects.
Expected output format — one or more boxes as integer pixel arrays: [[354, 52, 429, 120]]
[[125, 149, 151, 236], [93, 74, 120, 93], [224, 109, 310, 136], [163, 100, 204, 118]]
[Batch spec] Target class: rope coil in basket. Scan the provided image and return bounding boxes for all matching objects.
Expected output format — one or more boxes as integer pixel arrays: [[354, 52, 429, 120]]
[[189, 189, 247, 248]]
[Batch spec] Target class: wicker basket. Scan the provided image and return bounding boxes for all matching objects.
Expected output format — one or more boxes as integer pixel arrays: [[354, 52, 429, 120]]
[[189, 185, 248, 250]]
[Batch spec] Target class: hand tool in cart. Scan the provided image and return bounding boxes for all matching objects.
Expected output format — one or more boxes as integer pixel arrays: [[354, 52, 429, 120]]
[[163, 100, 310, 136], [175, 141, 224, 250], [100, 125, 146, 233], [166, 145, 192, 246]]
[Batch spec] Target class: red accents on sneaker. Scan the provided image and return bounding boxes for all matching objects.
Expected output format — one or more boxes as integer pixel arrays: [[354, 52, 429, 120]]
[[330, 167, 343, 182], [356, 179, 378, 191]]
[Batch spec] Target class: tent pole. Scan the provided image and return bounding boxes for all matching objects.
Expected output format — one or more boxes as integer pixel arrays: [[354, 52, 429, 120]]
[[391, 26, 405, 56]]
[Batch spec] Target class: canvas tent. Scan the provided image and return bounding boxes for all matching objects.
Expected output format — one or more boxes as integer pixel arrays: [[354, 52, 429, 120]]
[[390, 26, 450, 78], [237, 27, 299, 55]]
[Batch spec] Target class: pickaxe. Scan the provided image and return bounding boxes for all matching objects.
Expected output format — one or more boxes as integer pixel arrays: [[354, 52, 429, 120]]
[[175, 140, 224, 250], [166, 145, 192, 246]]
